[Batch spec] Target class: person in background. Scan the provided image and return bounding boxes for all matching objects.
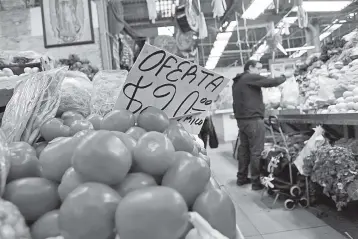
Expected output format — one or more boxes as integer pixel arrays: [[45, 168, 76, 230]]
[[198, 95, 219, 149], [232, 60, 287, 190], [198, 117, 210, 149]]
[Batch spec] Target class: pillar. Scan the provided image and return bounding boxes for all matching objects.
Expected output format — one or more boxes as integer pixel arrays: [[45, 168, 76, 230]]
[[94, 0, 112, 70]]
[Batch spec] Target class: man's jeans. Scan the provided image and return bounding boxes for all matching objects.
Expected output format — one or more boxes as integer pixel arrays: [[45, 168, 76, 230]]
[[236, 118, 265, 185]]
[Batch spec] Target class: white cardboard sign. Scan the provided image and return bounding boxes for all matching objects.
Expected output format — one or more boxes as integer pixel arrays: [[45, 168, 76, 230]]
[[114, 44, 229, 134]]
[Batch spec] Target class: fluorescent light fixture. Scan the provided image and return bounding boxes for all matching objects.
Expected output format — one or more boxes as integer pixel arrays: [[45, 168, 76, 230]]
[[216, 32, 232, 41], [290, 23, 343, 58], [319, 24, 342, 41], [157, 26, 174, 36], [285, 46, 315, 52], [250, 42, 268, 60], [226, 21, 237, 32], [205, 21, 238, 69], [292, 1, 351, 12], [242, 0, 273, 20]]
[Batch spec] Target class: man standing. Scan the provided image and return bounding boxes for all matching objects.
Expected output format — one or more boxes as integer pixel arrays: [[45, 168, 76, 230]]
[[232, 60, 286, 190]]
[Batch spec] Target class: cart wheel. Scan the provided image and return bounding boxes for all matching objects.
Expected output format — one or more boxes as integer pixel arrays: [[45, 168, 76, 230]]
[[284, 199, 296, 210], [290, 186, 301, 197], [267, 188, 275, 196], [298, 197, 309, 208]]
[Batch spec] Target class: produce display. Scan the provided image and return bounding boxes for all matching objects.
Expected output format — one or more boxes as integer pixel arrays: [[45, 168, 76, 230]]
[[57, 54, 99, 81], [0, 67, 40, 79], [302, 143, 358, 211], [295, 29, 358, 112], [0, 67, 237, 239]]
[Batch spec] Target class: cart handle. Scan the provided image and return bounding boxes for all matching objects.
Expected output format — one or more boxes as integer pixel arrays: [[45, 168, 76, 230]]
[[268, 116, 279, 126]]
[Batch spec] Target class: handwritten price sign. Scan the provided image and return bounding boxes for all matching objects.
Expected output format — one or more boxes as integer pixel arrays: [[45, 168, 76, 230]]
[[114, 44, 229, 134]]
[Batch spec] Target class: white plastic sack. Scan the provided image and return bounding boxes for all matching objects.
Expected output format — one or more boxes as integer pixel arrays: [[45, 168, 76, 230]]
[[263, 87, 281, 109], [317, 74, 338, 102], [294, 126, 326, 175], [280, 76, 299, 108]]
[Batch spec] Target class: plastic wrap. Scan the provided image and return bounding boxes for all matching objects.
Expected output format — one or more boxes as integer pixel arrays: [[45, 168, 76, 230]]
[[263, 87, 281, 109], [0, 129, 10, 197], [0, 50, 42, 65], [294, 126, 326, 176], [317, 74, 338, 102], [91, 70, 128, 116], [1, 67, 67, 145], [58, 71, 93, 117], [280, 76, 299, 109]]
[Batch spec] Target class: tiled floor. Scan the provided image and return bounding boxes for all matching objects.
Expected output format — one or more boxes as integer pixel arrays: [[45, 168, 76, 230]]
[[208, 144, 346, 239]]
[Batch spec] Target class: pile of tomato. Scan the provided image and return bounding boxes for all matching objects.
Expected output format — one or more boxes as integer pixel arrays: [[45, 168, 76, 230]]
[[0, 107, 236, 239]]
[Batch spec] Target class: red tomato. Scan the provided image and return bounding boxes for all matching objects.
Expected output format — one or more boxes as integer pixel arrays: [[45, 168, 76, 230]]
[[198, 153, 210, 167], [162, 156, 210, 207], [72, 131, 132, 185], [174, 151, 194, 161], [40, 118, 70, 141], [69, 120, 94, 136], [126, 126, 147, 141], [86, 114, 103, 130], [169, 120, 185, 129], [205, 177, 221, 191], [72, 129, 95, 139], [193, 189, 237, 239], [61, 111, 84, 126], [33, 141, 48, 158], [164, 125, 194, 153], [115, 186, 188, 239], [3, 177, 60, 222], [59, 183, 121, 239], [101, 109, 135, 132], [7, 142, 42, 182], [39, 137, 81, 183], [31, 210, 61, 239], [114, 172, 157, 197], [111, 131, 137, 152], [58, 167, 86, 202], [137, 107, 170, 132], [133, 132, 175, 176]]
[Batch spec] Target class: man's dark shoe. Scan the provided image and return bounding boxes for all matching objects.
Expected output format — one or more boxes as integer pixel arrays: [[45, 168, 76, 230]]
[[252, 183, 264, 191], [236, 178, 251, 186]]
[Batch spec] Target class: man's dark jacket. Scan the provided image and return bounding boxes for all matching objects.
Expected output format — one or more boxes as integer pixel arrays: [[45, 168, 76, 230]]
[[232, 72, 286, 120]]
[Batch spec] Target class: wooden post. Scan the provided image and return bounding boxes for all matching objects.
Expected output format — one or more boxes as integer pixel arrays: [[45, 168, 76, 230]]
[[95, 0, 112, 70]]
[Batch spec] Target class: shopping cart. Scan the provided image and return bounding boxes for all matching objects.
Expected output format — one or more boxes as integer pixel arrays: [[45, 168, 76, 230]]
[[260, 116, 309, 210]]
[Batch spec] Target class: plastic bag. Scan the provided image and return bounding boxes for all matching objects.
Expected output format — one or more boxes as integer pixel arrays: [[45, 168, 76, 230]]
[[1, 67, 67, 144], [185, 212, 229, 239], [280, 76, 299, 108], [317, 74, 338, 102], [91, 70, 128, 116], [294, 126, 326, 175], [263, 87, 281, 109], [0, 129, 10, 197], [58, 71, 93, 117]]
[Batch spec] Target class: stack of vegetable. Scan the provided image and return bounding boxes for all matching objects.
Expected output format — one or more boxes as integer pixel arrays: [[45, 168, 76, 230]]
[[57, 54, 99, 80], [295, 30, 358, 112], [302, 144, 358, 210], [0, 105, 237, 239]]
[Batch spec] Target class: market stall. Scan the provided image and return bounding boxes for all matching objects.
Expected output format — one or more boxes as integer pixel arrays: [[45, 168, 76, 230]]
[[0, 39, 246, 239]]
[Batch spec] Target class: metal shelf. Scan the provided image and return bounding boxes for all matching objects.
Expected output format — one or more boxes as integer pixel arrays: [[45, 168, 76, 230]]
[[277, 114, 358, 126]]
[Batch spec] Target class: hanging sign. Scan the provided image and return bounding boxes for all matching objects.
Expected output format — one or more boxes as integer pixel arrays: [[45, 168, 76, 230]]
[[114, 43, 229, 134]]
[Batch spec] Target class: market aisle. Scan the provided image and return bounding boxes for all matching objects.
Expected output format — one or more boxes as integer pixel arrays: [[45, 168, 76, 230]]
[[208, 143, 346, 239]]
